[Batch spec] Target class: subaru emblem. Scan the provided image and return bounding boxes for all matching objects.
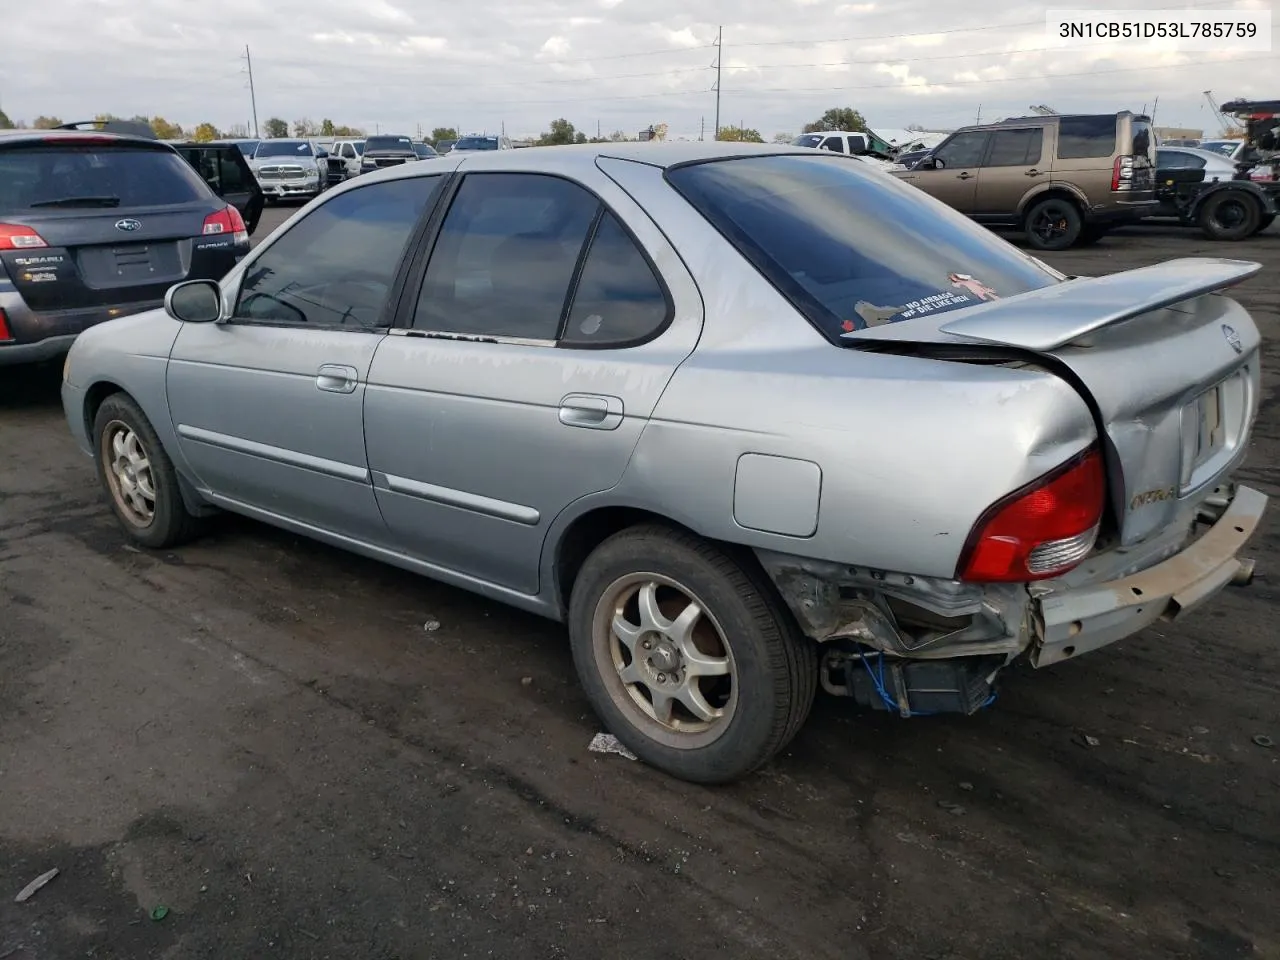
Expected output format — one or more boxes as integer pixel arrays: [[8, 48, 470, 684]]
[[114, 218, 142, 232], [1222, 324, 1243, 354]]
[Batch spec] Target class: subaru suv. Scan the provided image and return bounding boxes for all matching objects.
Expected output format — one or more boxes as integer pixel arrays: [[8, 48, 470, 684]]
[[894, 111, 1157, 250], [0, 128, 249, 366]]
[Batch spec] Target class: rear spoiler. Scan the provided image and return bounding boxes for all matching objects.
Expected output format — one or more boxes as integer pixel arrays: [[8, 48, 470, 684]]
[[843, 258, 1262, 352], [56, 119, 159, 140]]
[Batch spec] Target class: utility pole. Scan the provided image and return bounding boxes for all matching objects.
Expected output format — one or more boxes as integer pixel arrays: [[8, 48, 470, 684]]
[[975, 104, 982, 125], [244, 45, 260, 138], [713, 26, 723, 140], [700, 116, 705, 141]]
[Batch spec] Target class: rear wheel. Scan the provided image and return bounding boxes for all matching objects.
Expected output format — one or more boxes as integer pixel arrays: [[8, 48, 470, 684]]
[[1024, 198, 1083, 251], [568, 525, 817, 784], [1255, 213, 1275, 234], [93, 394, 204, 550], [1198, 190, 1262, 241]]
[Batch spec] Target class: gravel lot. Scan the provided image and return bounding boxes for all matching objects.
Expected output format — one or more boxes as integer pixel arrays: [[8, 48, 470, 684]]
[[2, 209, 1278, 960]]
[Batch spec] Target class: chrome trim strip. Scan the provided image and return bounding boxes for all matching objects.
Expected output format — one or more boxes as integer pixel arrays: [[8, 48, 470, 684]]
[[176, 424, 370, 483], [382, 472, 541, 525]]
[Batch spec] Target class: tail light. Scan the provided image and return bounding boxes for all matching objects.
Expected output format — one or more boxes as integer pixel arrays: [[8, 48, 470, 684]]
[[1112, 155, 1135, 191], [0, 223, 49, 250], [0, 308, 12, 342], [201, 205, 249, 245], [957, 446, 1106, 583]]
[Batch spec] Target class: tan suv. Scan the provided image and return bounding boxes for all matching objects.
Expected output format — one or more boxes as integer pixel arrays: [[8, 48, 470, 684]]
[[893, 112, 1157, 250]]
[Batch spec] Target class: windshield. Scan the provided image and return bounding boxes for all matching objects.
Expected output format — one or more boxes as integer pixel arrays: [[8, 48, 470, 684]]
[[0, 145, 212, 214], [454, 137, 499, 151], [790, 135, 824, 148], [365, 136, 414, 153], [353, 141, 365, 156], [667, 154, 1062, 342], [1199, 140, 1240, 157], [255, 141, 313, 158], [236, 141, 259, 157], [413, 142, 438, 157]]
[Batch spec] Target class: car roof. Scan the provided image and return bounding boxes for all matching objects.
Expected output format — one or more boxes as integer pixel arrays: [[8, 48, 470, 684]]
[[0, 128, 172, 149]]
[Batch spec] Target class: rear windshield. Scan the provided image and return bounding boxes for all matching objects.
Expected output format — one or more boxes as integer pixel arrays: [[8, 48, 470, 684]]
[[366, 136, 414, 152], [255, 141, 313, 158], [455, 137, 499, 150], [666, 154, 1062, 342], [1199, 140, 1240, 157], [0, 145, 212, 214]]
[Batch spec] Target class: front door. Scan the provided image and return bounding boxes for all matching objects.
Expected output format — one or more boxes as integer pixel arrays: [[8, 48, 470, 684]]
[[973, 126, 1046, 217], [897, 130, 989, 213], [363, 170, 701, 596], [166, 174, 445, 542]]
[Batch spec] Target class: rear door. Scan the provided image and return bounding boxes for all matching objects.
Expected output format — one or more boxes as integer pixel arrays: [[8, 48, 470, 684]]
[[973, 126, 1046, 217], [0, 139, 234, 318]]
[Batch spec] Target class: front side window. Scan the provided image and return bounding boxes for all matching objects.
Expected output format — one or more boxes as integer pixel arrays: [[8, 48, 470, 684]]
[[235, 176, 441, 328], [667, 154, 1062, 342], [412, 173, 599, 340], [821, 137, 846, 153], [1056, 115, 1117, 159], [933, 132, 989, 168], [985, 128, 1044, 167]]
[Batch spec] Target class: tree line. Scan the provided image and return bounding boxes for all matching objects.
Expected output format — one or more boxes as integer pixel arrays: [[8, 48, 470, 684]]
[[0, 105, 875, 146]]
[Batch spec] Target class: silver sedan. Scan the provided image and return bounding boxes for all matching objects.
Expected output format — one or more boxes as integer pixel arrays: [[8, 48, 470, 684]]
[[60, 142, 1268, 783]]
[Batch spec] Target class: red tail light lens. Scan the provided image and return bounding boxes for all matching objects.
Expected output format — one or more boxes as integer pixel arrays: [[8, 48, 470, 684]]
[[958, 446, 1106, 583], [201, 206, 249, 245], [1112, 155, 1135, 191], [0, 223, 49, 251], [0, 308, 12, 342]]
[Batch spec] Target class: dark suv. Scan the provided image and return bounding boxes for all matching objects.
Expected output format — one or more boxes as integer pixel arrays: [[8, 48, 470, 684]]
[[0, 128, 250, 366]]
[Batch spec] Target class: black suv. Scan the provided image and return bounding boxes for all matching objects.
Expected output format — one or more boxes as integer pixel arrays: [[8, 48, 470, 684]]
[[359, 135, 419, 174], [0, 127, 251, 366]]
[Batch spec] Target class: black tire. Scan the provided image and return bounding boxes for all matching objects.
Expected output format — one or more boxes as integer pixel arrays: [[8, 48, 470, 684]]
[[568, 524, 818, 784], [93, 393, 205, 550], [1255, 213, 1275, 234], [1198, 190, 1262, 241], [1024, 197, 1083, 251]]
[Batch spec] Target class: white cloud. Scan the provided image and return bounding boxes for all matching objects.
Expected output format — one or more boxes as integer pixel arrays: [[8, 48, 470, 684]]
[[0, 0, 1268, 140]]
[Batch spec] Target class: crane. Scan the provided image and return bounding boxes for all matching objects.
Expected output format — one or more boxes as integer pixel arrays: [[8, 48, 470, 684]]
[[1028, 105, 1059, 116]]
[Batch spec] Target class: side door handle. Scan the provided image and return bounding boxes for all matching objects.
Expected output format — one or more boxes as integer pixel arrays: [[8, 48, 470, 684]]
[[1025, 168, 1043, 177], [316, 364, 359, 394], [956, 171, 973, 180], [559, 394, 624, 431]]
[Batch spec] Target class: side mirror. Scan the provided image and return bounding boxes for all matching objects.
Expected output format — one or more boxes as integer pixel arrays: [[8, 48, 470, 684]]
[[165, 280, 222, 323], [928, 157, 945, 170]]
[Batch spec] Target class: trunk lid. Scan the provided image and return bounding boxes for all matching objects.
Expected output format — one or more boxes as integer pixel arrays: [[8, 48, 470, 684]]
[[843, 258, 1263, 546]]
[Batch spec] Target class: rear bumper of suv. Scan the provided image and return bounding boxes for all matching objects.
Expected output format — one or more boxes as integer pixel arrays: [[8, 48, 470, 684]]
[[1087, 197, 1160, 225], [0, 299, 161, 367]]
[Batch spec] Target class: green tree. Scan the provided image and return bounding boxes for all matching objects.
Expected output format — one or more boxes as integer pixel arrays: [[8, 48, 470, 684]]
[[430, 126, 458, 143], [333, 124, 365, 137], [192, 122, 220, 142], [537, 118, 578, 146], [574, 130, 588, 144], [802, 107, 867, 133], [149, 116, 184, 139], [716, 125, 764, 143], [772, 132, 793, 143], [0, 109, 13, 129], [320, 118, 336, 136], [94, 113, 118, 122], [32, 115, 64, 129], [608, 130, 629, 142], [225, 123, 250, 138], [293, 117, 317, 138], [263, 117, 289, 138]]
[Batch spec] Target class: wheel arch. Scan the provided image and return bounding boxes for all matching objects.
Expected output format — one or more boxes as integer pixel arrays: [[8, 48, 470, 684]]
[[1017, 185, 1088, 224]]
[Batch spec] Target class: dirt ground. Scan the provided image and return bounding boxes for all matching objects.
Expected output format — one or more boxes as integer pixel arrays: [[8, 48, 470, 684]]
[[2, 211, 1278, 960]]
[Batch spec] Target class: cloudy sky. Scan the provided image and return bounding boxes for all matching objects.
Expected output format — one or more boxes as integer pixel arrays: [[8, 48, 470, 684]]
[[1, 0, 1274, 140]]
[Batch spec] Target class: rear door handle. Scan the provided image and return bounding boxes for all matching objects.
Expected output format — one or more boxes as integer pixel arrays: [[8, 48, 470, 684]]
[[559, 394, 624, 431], [1025, 168, 1043, 177], [316, 364, 359, 394]]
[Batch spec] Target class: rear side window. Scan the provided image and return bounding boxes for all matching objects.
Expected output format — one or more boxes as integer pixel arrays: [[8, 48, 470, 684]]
[[985, 128, 1044, 167], [667, 154, 1061, 342], [1130, 120, 1154, 160], [235, 177, 441, 328], [562, 211, 669, 347], [821, 137, 846, 153], [0, 146, 211, 214], [1056, 116, 1118, 159]]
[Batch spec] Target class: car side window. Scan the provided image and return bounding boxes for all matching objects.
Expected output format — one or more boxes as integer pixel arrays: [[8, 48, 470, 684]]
[[1057, 115, 1117, 159], [934, 132, 988, 168], [984, 128, 1044, 167], [412, 173, 599, 340], [217, 151, 250, 191], [561, 211, 670, 348], [235, 176, 441, 329], [821, 137, 846, 153]]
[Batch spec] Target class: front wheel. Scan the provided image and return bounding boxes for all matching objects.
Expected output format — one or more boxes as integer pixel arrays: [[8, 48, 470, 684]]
[[1023, 197, 1083, 251], [568, 525, 817, 784], [1198, 190, 1262, 241], [93, 393, 205, 550], [1255, 212, 1275, 234]]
